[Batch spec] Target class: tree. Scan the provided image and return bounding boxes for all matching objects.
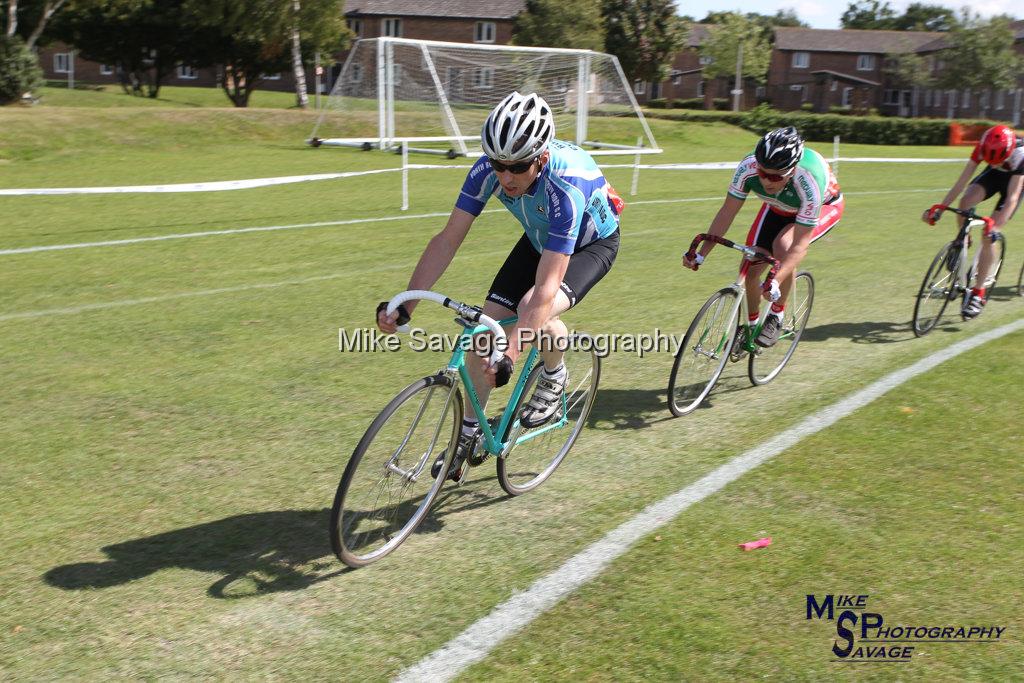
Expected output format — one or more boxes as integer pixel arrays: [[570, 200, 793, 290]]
[[697, 12, 771, 110], [841, 0, 897, 30], [884, 51, 933, 116], [893, 3, 959, 32], [289, 0, 308, 108], [700, 10, 808, 30], [185, 0, 346, 107], [4, 0, 70, 50], [602, 0, 685, 85], [53, 0, 198, 98], [0, 34, 42, 103], [512, 0, 605, 52], [935, 13, 1022, 118]]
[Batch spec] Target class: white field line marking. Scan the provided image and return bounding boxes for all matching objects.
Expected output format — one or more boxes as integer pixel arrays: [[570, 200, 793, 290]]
[[0, 223, 670, 321], [0, 188, 945, 257], [394, 317, 1024, 683]]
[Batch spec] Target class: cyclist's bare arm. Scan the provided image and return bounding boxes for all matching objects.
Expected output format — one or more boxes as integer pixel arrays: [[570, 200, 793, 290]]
[[504, 249, 569, 365], [925, 159, 979, 223], [378, 208, 475, 332], [684, 195, 744, 269], [992, 175, 1024, 229]]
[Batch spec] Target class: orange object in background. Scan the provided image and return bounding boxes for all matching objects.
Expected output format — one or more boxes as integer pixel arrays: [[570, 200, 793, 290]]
[[948, 123, 989, 146]]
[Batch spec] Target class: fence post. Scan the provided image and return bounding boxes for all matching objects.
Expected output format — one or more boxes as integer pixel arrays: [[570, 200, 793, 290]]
[[630, 136, 642, 196], [401, 141, 409, 211], [833, 135, 840, 180]]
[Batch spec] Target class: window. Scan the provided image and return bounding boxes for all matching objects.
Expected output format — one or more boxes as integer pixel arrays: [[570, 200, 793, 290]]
[[696, 80, 704, 97], [350, 63, 364, 83], [948, 90, 957, 109], [347, 18, 362, 37], [842, 87, 853, 107], [962, 89, 970, 108], [382, 17, 402, 37], [177, 65, 198, 79], [671, 70, 681, 85], [791, 52, 809, 69], [473, 67, 494, 89], [856, 54, 875, 71], [980, 90, 989, 110], [755, 85, 766, 98], [996, 90, 1006, 110], [883, 89, 899, 105], [474, 21, 496, 43], [934, 90, 941, 108], [553, 76, 569, 92], [633, 79, 645, 95], [789, 84, 805, 101], [390, 64, 403, 85], [699, 55, 713, 65], [261, 72, 281, 80], [924, 89, 931, 107], [99, 64, 113, 76], [54, 53, 72, 74], [830, 79, 838, 92]]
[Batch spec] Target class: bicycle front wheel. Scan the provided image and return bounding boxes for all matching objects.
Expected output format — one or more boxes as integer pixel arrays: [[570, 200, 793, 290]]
[[330, 374, 462, 568], [749, 272, 815, 386], [668, 287, 741, 416], [496, 335, 601, 496], [912, 242, 959, 337]]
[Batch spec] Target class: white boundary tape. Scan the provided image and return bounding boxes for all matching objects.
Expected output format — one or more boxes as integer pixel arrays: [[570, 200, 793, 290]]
[[394, 317, 1024, 682], [0, 188, 945, 257], [0, 158, 960, 196]]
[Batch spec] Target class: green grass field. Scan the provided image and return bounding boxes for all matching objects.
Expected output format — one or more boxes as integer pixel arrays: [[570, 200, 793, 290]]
[[0, 90, 1021, 680]]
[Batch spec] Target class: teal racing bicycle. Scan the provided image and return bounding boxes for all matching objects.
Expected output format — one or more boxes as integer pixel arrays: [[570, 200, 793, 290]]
[[329, 290, 601, 567]]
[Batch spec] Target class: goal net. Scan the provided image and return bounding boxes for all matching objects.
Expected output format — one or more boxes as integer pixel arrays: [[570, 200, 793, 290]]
[[310, 37, 660, 157]]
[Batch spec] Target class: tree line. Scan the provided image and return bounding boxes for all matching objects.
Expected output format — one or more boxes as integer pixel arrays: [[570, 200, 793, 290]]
[[0, 0, 1021, 109]]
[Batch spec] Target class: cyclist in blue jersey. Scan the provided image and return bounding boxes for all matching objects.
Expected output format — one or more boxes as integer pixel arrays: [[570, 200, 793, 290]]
[[376, 91, 622, 480]]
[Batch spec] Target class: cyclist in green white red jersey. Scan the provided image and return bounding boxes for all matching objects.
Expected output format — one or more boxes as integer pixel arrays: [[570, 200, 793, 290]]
[[683, 126, 844, 347], [923, 124, 1024, 319]]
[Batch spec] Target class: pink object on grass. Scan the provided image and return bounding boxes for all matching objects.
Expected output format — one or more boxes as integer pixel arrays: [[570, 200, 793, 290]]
[[738, 537, 772, 551]]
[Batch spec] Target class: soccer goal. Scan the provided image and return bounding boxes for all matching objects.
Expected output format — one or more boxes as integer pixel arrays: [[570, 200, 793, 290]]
[[309, 37, 660, 157]]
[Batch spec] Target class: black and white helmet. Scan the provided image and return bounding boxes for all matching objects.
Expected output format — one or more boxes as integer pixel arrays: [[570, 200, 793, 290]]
[[480, 91, 555, 162], [755, 126, 804, 171]]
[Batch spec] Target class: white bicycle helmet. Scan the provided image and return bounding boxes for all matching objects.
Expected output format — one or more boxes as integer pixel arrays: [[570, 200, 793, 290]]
[[480, 91, 555, 162]]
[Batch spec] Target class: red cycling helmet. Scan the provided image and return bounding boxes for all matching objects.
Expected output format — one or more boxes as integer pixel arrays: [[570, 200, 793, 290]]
[[979, 125, 1015, 165]]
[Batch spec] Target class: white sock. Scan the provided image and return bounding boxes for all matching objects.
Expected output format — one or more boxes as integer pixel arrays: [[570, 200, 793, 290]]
[[542, 362, 566, 380]]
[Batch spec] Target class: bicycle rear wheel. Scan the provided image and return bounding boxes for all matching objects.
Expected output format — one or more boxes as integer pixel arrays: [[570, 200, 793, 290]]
[[668, 287, 741, 416], [912, 242, 959, 337], [330, 374, 462, 568], [964, 232, 1006, 307], [749, 272, 815, 385], [496, 335, 601, 496]]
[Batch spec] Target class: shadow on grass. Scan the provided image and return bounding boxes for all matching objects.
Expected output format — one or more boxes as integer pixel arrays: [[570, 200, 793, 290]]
[[800, 319, 915, 344], [44, 508, 348, 599], [44, 481, 513, 599]]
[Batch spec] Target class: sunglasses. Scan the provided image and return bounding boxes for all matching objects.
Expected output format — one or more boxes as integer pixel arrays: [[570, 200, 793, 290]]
[[489, 157, 538, 174], [756, 166, 794, 182]]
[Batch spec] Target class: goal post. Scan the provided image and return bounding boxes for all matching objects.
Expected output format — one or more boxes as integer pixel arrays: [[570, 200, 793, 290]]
[[310, 37, 660, 157]]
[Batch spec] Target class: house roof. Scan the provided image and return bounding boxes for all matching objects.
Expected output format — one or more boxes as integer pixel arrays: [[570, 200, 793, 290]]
[[774, 27, 943, 54], [346, 0, 526, 20], [686, 23, 711, 48], [917, 18, 1024, 53]]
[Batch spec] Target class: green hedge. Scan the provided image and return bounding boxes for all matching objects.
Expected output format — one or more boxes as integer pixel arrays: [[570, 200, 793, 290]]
[[647, 97, 730, 110], [639, 103, 1012, 145]]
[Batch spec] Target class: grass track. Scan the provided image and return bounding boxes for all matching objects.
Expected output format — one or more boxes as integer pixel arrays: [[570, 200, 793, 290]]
[[0, 93, 1021, 680]]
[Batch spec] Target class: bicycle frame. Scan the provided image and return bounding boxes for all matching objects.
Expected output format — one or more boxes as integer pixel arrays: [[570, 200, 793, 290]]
[[384, 290, 571, 459], [927, 203, 996, 293], [686, 233, 782, 353]]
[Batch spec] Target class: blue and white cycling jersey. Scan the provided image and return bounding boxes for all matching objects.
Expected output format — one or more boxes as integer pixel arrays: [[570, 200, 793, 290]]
[[455, 139, 621, 255]]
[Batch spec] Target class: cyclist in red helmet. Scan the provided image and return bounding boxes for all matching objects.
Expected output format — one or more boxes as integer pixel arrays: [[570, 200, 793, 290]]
[[924, 124, 1024, 318]]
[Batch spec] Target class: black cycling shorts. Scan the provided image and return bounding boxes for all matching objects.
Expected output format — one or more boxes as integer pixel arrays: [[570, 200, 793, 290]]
[[970, 167, 1024, 213], [486, 231, 619, 311]]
